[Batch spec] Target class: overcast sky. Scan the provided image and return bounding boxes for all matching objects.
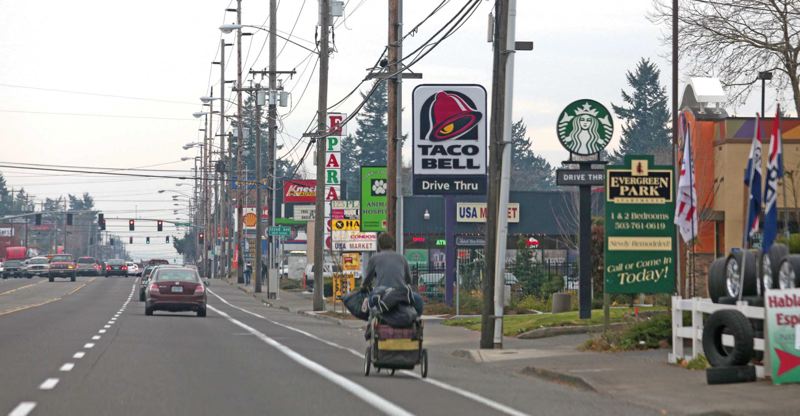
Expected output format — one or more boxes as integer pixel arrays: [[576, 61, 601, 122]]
[[0, 0, 777, 260]]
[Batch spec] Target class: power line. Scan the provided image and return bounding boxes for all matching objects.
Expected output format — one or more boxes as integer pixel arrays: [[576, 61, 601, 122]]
[[0, 83, 198, 105], [0, 109, 195, 121]]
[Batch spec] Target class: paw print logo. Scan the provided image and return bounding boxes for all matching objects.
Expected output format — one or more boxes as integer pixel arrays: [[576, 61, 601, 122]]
[[371, 179, 387, 196]]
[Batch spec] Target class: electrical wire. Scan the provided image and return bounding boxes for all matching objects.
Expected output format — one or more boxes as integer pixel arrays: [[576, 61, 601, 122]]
[[0, 83, 198, 105]]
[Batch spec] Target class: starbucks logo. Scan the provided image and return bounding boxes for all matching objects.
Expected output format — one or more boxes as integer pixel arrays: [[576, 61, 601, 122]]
[[556, 99, 614, 156]]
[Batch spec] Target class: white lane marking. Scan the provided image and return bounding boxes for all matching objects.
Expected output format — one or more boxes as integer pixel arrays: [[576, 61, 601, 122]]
[[73, 352, 85, 359], [59, 363, 75, 372], [104, 324, 111, 328], [209, 290, 530, 416], [99, 329, 106, 334], [84, 343, 95, 349], [8, 402, 36, 416], [207, 305, 414, 416], [38, 378, 59, 390], [91, 335, 101, 340]]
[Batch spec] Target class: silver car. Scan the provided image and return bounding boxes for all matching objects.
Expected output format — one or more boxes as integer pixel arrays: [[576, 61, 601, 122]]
[[24, 257, 50, 278]]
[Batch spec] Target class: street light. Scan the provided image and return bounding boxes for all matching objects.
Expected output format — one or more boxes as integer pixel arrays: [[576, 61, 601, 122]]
[[219, 24, 317, 54], [200, 96, 221, 104], [758, 71, 773, 116]]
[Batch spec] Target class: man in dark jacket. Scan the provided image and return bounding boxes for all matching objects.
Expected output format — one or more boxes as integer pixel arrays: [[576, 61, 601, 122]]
[[361, 233, 411, 291]]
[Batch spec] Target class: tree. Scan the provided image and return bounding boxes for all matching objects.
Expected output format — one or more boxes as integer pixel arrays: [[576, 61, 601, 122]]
[[0, 172, 10, 216], [610, 58, 672, 165], [510, 120, 555, 191], [342, 80, 388, 200], [173, 229, 197, 262], [652, 0, 800, 115], [68, 193, 95, 211]]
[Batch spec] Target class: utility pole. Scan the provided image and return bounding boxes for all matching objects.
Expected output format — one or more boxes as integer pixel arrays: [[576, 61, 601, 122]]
[[672, 0, 681, 296], [313, 0, 331, 312], [482, 0, 509, 349], [235, 0, 246, 284], [216, 39, 229, 279], [267, 0, 278, 297], [255, 82, 264, 293], [208, 92, 216, 279], [63, 198, 68, 254], [386, 0, 401, 244]]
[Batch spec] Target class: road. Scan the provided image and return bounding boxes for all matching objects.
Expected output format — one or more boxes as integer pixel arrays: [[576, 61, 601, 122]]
[[0, 276, 657, 416]]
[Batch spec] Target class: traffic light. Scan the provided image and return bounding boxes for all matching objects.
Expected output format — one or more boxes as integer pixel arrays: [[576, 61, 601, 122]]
[[98, 213, 105, 230], [35, 213, 42, 225], [110, 238, 115, 246], [129, 219, 135, 231], [198, 232, 204, 244], [146, 236, 150, 244], [129, 236, 133, 244], [165, 236, 170, 243], [66, 213, 73, 226], [157, 220, 163, 232]]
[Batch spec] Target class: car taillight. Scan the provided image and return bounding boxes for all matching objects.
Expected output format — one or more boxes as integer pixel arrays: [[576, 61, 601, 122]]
[[106, 265, 111, 271], [194, 285, 205, 295], [122, 266, 128, 270], [149, 283, 159, 294]]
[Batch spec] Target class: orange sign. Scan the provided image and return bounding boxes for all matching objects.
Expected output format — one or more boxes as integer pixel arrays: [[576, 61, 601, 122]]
[[243, 212, 257, 229]]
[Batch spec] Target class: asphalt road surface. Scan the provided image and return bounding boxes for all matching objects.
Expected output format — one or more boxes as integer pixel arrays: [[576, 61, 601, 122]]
[[0, 276, 657, 416]]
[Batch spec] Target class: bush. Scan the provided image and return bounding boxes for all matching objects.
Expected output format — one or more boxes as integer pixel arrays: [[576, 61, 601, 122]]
[[580, 313, 671, 352], [778, 233, 800, 253]]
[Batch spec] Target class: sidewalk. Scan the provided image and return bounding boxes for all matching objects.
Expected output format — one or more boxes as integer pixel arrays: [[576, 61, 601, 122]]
[[222, 278, 799, 415]]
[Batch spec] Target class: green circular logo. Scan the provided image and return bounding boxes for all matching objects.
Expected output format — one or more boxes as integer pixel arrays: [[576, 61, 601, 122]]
[[556, 99, 614, 156]]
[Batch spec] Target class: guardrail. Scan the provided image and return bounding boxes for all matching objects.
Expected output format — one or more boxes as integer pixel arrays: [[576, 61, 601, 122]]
[[669, 296, 767, 379]]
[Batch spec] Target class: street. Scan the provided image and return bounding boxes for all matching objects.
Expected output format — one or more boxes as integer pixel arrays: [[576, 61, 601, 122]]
[[0, 276, 655, 416]]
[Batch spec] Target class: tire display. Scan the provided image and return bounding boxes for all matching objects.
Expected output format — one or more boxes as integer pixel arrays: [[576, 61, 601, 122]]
[[707, 257, 728, 303], [706, 365, 757, 385], [762, 243, 789, 290], [777, 254, 800, 289], [702, 309, 754, 367], [724, 250, 758, 299]]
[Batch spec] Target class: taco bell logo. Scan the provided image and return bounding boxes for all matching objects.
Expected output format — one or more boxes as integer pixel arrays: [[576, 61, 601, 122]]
[[413, 85, 487, 176]]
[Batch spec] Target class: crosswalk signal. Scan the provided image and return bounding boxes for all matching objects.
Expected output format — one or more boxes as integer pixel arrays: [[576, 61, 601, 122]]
[[157, 220, 163, 232], [35, 213, 42, 225], [166, 236, 170, 243], [98, 213, 105, 230], [66, 213, 73, 226], [129, 219, 135, 231], [146, 236, 150, 244], [198, 232, 204, 244]]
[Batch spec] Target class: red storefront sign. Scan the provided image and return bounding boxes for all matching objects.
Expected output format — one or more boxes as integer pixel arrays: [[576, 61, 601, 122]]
[[283, 180, 317, 203]]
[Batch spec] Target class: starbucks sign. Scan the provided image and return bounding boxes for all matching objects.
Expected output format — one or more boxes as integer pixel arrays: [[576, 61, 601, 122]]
[[557, 99, 614, 156]]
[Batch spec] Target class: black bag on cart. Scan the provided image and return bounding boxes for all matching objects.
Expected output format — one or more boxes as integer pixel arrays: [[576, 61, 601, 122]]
[[343, 290, 370, 321], [369, 285, 412, 314], [378, 304, 418, 328]]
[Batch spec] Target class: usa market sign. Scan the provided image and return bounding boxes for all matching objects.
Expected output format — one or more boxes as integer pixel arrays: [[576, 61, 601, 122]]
[[412, 84, 487, 194], [456, 202, 519, 223]]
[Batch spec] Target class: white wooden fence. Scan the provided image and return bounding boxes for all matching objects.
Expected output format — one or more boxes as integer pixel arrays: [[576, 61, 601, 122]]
[[669, 296, 767, 379]]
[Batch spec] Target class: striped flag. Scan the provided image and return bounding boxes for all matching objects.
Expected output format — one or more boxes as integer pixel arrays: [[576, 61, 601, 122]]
[[744, 115, 763, 247], [675, 114, 697, 243], [763, 105, 784, 252]]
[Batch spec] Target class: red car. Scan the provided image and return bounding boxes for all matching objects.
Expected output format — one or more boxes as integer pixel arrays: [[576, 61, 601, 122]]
[[145, 267, 207, 317], [48, 254, 77, 282]]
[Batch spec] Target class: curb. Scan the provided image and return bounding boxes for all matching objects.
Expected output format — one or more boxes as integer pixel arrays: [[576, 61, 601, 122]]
[[517, 322, 628, 339], [519, 366, 596, 392]]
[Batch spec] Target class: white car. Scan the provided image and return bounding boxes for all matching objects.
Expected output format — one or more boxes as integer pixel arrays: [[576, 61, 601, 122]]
[[126, 262, 140, 276]]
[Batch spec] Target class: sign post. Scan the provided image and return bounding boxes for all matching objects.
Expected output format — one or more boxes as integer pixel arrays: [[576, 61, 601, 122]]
[[766, 288, 800, 384], [555, 99, 614, 319]]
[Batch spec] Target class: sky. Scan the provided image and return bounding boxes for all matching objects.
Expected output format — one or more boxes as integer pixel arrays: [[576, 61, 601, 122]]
[[0, 0, 781, 260]]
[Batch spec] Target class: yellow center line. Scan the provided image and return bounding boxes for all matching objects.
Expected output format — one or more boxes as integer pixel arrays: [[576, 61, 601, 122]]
[[0, 280, 44, 297], [0, 297, 62, 317]]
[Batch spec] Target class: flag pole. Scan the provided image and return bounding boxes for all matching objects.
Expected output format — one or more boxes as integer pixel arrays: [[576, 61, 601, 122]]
[[740, 114, 760, 301], [687, 121, 696, 297]]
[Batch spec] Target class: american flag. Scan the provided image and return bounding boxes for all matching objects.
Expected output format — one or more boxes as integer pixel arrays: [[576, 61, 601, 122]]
[[675, 113, 697, 243]]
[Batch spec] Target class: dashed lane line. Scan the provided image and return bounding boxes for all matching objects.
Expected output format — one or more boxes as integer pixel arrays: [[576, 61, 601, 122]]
[[59, 363, 74, 372], [38, 379, 58, 391], [8, 402, 36, 416], [72, 352, 85, 359]]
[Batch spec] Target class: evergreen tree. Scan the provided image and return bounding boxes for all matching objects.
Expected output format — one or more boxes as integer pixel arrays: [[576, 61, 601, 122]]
[[0, 172, 10, 216], [611, 58, 672, 165], [342, 80, 388, 200], [510, 120, 555, 191]]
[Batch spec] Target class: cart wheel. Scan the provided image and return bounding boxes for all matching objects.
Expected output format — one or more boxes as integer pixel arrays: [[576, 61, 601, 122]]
[[420, 349, 428, 378], [364, 347, 371, 377], [390, 369, 396, 376]]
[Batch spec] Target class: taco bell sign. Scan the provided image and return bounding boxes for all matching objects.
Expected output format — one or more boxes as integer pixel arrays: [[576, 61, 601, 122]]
[[412, 84, 487, 195]]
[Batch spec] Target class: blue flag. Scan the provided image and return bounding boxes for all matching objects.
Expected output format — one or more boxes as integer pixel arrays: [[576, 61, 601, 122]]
[[744, 115, 763, 248], [763, 106, 784, 252]]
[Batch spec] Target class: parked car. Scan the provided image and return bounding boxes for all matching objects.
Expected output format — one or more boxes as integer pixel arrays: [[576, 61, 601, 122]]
[[302, 263, 341, 290], [0, 261, 4, 276], [105, 259, 128, 277], [126, 261, 140, 277], [24, 256, 50, 278], [48, 254, 77, 282], [145, 267, 207, 317], [2, 260, 26, 279], [76, 257, 101, 276]]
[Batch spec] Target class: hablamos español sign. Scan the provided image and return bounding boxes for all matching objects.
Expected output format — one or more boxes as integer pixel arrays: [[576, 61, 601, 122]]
[[604, 155, 675, 294], [412, 84, 487, 195]]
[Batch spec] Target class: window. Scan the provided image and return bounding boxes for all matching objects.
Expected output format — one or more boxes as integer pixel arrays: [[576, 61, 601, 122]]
[[51, 255, 73, 262], [154, 269, 199, 283], [77, 257, 96, 264]]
